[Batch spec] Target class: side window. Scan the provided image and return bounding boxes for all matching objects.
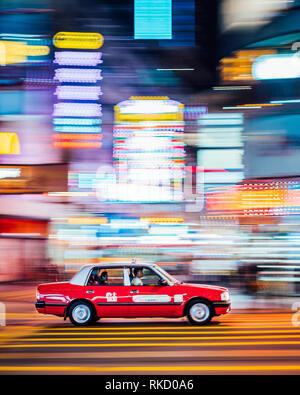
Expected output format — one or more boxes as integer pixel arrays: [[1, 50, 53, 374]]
[[87, 267, 124, 286], [142, 268, 162, 286], [128, 267, 163, 286]]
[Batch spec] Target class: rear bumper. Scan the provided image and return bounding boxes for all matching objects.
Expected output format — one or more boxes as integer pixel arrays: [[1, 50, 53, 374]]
[[35, 301, 45, 309], [35, 301, 46, 314], [212, 301, 231, 315]]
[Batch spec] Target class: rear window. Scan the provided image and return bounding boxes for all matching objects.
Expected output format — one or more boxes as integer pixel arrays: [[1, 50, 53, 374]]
[[87, 267, 124, 286]]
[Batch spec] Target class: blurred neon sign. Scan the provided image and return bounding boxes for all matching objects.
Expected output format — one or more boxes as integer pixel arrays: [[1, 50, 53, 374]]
[[113, 97, 185, 202], [53, 32, 104, 49], [52, 32, 103, 149], [252, 54, 300, 80], [134, 0, 172, 39], [54, 68, 103, 83], [0, 40, 50, 65], [0, 133, 20, 154], [0, 168, 20, 179], [115, 97, 184, 122], [54, 86, 102, 101], [54, 51, 103, 66]]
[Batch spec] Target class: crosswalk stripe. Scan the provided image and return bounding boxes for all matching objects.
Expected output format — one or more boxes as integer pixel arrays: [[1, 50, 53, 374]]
[[2, 349, 300, 359], [1, 340, 300, 347], [34, 323, 295, 330], [0, 365, 299, 372], [31, 329, 300, 335], [3, 334, 300, 341]]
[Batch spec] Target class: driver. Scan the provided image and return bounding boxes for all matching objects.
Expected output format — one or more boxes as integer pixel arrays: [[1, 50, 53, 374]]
[[131, 267, 144, 286]]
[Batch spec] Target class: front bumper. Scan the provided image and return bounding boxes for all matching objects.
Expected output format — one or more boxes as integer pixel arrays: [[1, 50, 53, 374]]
[[212, 301, 231, 315]]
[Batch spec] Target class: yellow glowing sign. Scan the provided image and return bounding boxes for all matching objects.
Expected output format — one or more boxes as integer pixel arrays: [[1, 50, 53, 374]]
[[26, 45, 50, 57], [0, 41, 50, 65], [0, 133, 20, 155], [67, 217, 108, 225], [53, 32, 104, 49], [115, 100, 184, 122], [219, 49, 277, 82], [129, 96, 170, 100], [140, 217, 184, 224], [0, 41, 27, 65]]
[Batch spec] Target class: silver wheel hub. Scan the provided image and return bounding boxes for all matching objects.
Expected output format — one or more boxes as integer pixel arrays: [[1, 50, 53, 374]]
[[190, 303, 209, 322], [72, 304, 91, 324]]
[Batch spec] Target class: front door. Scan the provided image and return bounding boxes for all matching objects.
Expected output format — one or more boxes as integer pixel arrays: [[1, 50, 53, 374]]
[[125, 266, 180, 317]]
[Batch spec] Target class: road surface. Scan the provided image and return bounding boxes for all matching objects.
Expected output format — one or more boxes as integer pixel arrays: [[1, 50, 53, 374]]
[[0, 285, 299, 374]]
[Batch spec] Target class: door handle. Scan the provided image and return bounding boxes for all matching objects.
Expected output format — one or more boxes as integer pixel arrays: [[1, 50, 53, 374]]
[[86, 290, 94, 294], [130, 290, 139, 294]]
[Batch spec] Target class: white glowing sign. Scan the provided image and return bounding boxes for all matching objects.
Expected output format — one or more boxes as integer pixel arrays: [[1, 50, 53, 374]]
[[0, 168, 20, 179], [54, 51, 103, 66], [53, 103, 102, 117], [252, 54, 300, 80], [54, 86, 103, 101], [113, 98, 185, 202], [54, 68, 102, 83], [119, 101, 179, 114]]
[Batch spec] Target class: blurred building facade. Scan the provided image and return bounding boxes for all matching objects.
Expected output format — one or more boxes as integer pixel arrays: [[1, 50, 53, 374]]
[[1, 0, 300, 297]]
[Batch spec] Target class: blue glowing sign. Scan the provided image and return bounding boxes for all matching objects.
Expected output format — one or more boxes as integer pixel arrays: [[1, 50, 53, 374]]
[[134, 0, 172, 39]]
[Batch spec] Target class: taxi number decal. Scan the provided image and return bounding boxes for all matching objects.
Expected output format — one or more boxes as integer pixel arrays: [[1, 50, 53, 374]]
[[106, 292, 117, 302], [132, 295, 171, 303]]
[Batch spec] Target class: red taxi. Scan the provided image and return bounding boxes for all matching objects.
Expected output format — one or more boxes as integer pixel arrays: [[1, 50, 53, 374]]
[[35, 263, 231, 326]]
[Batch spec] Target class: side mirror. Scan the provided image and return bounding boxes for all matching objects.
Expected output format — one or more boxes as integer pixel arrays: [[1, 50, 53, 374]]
[[159, 278, 168, 286]]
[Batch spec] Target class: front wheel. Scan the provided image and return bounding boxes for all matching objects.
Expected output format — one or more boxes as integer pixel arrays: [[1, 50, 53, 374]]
[[187, 300, 213, 325], [69, 301, 93, 326]]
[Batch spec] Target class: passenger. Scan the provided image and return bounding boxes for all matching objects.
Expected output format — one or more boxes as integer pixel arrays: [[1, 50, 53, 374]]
[[88, 268, 99, 285], [131, 267, 144, 286], [98, 270, 108, 285], [89, 269, 108, 285]]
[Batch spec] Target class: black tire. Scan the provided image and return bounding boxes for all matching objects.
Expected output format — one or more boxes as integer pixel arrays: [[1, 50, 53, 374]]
[[68, 301, 94, 326], [186, 299, 213, 325]]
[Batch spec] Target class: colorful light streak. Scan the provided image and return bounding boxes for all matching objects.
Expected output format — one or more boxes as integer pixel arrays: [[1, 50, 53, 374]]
[[53, 118, 102, 126], [53, 133, 102, 141], [52, 141, 102, 149], [206, 179, 300, 216], [67, 217, 108, 225], [53, 126, 102, 134]]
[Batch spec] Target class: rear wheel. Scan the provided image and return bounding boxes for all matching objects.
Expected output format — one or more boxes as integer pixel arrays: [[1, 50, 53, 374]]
[[187, 300, 213, 325], [69, 301, 93, 326]]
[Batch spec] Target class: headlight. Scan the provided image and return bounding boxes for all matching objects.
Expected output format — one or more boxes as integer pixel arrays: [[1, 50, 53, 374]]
[[36, 289, 40, 300], [220, 291, 230, 301]]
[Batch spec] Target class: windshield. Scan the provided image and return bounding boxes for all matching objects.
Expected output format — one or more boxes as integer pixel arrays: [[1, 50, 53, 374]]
[[154, 265, 179, 284]]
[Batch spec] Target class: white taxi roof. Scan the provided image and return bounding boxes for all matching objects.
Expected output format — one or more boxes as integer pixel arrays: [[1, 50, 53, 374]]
[[69, 262, 157, 286]]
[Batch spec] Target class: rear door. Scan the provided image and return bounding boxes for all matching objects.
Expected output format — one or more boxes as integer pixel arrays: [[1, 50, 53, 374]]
[[84, 266, 129, 317]]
